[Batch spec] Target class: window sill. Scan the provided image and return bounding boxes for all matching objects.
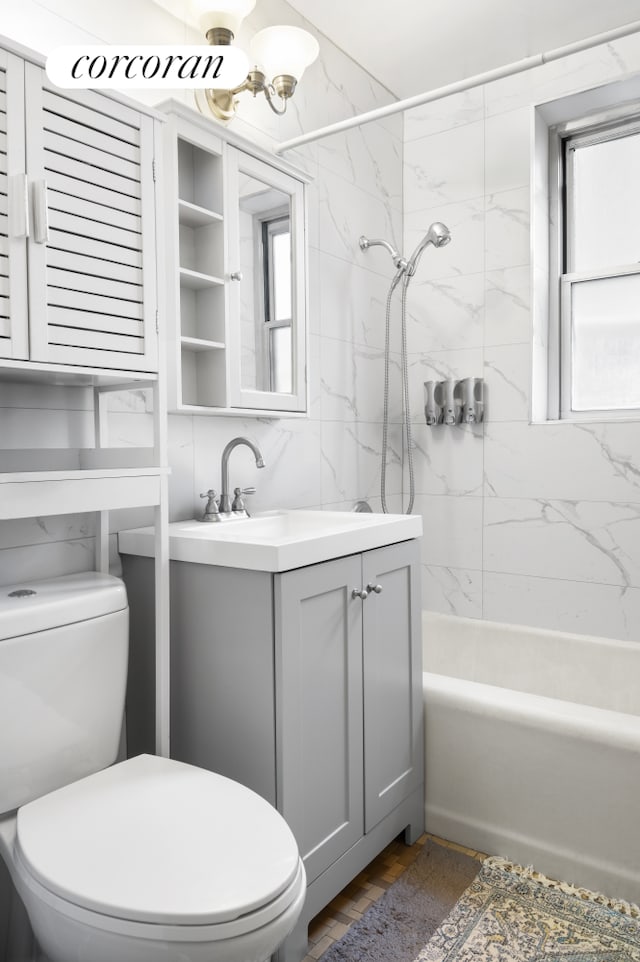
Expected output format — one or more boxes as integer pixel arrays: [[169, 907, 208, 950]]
[[530, 415, 640, 426]]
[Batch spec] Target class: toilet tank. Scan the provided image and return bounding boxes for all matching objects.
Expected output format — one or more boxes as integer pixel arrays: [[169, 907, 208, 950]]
[[0, 572, 129, 814]]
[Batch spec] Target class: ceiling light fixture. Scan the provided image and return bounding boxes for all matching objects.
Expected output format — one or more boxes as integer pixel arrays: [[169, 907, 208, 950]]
[[190, 0, 319, 122]]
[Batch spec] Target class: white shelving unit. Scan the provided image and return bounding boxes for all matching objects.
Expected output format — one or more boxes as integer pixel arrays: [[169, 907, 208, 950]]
[[161, 101, 310, 417], [0, 367, 171, 760], [168, 124, 229, 411], [0, 34, 171, 757]]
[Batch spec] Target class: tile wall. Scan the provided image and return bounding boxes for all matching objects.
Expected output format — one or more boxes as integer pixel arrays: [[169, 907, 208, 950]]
[[404, 32, 640, 641], [4, 3, 640, 644], [0, 0, 404, 584], [0, 5, 401, 945]]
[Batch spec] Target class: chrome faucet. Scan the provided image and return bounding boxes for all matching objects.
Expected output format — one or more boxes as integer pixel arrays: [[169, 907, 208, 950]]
[[219, 437, 265, 515]]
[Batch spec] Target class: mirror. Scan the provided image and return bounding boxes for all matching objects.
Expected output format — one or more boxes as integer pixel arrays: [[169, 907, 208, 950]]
[[227, 146, 307, 414], [238, 175, 293, 394]]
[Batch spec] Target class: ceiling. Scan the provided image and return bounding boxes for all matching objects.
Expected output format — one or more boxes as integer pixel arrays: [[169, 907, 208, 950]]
[[286, 0, 640, 99]]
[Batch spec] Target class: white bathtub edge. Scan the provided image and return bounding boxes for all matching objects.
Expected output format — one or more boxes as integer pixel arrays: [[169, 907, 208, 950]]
[[426, 804, 640, 905], [422, 610, 640, 654], [423, 671, 640, 750]]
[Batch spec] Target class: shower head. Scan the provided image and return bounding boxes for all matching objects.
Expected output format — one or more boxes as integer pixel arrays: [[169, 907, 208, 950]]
[[427, 222, 452, 248], [405, 222, 451, 276]]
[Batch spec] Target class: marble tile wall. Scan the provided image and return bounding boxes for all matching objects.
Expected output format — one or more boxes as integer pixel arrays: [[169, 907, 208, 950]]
[[404, 32, 640, 642], [0, 0, 403, 583], [165, 0, 405, 520], [6, 4, 639, 645]]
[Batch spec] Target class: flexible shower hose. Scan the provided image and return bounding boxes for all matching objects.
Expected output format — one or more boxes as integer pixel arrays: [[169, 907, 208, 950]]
[[380, 270, 415, 515]]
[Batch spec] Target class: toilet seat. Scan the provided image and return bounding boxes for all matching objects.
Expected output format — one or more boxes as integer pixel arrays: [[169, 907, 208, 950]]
[[15, 754, 302, 934], [12, 844, 306, 944]]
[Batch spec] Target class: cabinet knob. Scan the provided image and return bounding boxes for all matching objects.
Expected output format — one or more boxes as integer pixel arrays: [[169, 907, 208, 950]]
[[367, 583, 383, 594], [230, 271, 243, 281], [351, 588, 369, 600]]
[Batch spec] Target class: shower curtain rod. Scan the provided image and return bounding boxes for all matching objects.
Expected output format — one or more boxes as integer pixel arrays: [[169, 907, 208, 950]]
[[275, 18, 640, 154]]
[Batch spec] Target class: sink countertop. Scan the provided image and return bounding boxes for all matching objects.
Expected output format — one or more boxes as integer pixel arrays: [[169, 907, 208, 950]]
[[118, 510, 422, 572]]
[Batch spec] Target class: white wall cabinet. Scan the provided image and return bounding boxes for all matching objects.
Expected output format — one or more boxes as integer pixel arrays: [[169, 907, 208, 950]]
[[120, 537, 424, 962], [161, 101, 309, 416], [0, 45, 160, 373]]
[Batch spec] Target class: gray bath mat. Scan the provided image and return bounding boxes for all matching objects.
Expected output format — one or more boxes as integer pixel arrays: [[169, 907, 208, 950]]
[[318, 838, 481, 962]]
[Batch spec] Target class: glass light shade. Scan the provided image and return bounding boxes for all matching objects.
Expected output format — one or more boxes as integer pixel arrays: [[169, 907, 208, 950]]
[[189, 0, 256, 36], [250, 25, 319, 81]]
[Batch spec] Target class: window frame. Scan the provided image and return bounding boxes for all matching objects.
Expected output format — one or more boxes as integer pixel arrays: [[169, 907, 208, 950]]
[[254, 208, 292, 394], [549, 107, 640, 421]]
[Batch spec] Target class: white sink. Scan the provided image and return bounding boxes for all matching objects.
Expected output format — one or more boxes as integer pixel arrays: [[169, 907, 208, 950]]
[[118, 509, 422, 572]]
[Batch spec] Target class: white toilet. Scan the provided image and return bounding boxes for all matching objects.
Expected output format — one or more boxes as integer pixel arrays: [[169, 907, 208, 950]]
[[0, 572, 306, 962]]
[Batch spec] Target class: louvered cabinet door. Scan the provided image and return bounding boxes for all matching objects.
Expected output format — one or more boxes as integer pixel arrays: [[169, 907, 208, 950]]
[[0, 49, 28, 359], [24, 64, 158, 372]]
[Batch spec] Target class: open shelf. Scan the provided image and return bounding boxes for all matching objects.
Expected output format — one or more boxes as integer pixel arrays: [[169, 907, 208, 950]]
[[177, 138, 223, 213], [179, 284, 225, 345], [179, 267, 224, 290], [0, 359, 158, 387], [180, 348, 226, 408], [178, 198, 223, 228], [172, 403, 308, 418], [0, 467, 168, 521], [181, 336, 225, 352]]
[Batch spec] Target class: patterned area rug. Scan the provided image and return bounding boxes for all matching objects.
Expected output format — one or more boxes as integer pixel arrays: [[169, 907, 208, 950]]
[[318, 838, 481, 962], [417, 857, 640, 962]]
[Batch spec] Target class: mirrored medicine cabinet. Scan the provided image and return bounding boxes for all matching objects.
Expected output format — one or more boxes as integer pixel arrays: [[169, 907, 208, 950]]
[[161, 101, 309, 416]]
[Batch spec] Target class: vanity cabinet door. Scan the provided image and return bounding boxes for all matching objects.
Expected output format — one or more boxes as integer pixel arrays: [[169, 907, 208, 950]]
[[275, 554, 364, 884], [361, 539, 423, 832], [23, 64, 159, 372], [0, 49, 28, 360]]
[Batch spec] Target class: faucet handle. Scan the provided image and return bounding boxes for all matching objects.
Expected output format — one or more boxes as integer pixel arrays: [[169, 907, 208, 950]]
[[199, 489, 221, 522], [231, 486, 255, 514]]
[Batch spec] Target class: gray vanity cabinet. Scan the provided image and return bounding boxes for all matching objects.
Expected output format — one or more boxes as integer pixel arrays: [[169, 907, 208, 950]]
[[275, 540, 423, 886], [121, 535, 423, 962]]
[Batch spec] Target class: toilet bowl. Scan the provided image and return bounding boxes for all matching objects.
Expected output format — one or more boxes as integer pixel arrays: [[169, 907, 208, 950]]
[[1, 754, 306, 962], [0, 574, 306, 962]]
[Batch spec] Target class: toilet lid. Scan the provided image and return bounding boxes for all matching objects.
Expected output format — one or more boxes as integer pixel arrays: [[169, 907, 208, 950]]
[[16, 754, 301, 926]]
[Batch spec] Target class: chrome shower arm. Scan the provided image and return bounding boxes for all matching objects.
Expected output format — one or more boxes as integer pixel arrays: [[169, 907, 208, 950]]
[[359, 235, 408, 271]]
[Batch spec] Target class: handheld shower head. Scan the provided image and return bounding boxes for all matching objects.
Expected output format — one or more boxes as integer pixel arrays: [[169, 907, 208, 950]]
[[405, 222, 451, 276], [427, 222, 452, 248]]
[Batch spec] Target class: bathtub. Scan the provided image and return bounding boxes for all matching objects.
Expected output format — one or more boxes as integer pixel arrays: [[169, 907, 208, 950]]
[[422, 611, 640, 904]]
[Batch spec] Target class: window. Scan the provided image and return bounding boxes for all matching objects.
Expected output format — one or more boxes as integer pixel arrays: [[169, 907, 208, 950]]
[[551, 111, 640, 419], [261, 215, 292, 394]]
